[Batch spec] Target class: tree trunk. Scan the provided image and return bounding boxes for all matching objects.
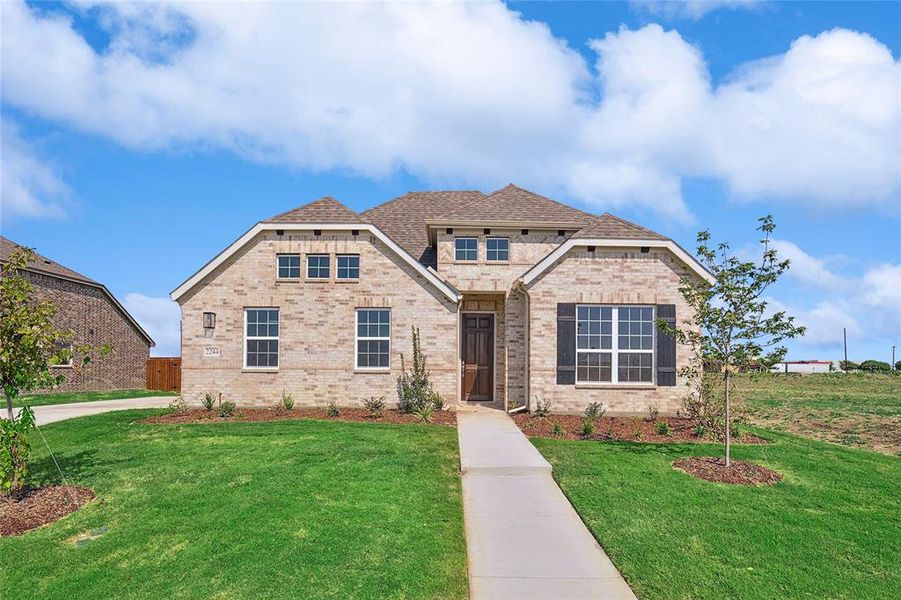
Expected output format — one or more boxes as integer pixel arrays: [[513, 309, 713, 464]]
[[5, 392, 12, 421], [723, 370, 731, 467]]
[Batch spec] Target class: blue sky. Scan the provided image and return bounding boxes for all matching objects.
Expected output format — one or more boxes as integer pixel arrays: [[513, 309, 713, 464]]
[[1, 0, 899, 362]]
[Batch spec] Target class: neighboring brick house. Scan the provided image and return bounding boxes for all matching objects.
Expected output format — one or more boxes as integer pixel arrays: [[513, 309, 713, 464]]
[[1, 237, 154, 392], [172, 185, 712, 414]]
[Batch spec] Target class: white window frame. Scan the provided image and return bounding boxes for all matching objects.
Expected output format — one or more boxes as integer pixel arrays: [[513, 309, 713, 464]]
[[306, 254, 330, 279], [337, 254, 360, 280], [454, 237, 478, 262], [575, 305, 655, 385], [355, 308, 391, 371], [276, 253, 301, 279], [486, 237, 509, 262], [244, 307, 279, 370], [52, 342, 74, 368]]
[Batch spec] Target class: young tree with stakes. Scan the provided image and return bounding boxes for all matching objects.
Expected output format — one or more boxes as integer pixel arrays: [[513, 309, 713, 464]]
[[0, 247, 109, 493], [662, 216, 805, 466]]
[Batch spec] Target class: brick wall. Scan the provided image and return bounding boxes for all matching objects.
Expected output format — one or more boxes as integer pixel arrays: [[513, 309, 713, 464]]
[[178, 231, 459, 407], [26, 272, 151, 392], [527, 247, 697, 416]]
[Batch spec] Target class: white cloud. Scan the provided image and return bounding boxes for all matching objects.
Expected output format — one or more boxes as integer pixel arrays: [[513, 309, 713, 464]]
[[1, 2, 898, 221], [0, 119, 69, 220], [632, 1, 763, 21], [768, 239, 848, 290], [123, 293, 181, 357]]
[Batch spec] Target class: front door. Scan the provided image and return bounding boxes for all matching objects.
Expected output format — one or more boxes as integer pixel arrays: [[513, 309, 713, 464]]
[[462, 313, 494, 402]]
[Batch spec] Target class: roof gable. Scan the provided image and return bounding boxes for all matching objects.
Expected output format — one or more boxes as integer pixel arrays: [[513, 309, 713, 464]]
[[429, 184, 596, 225], [265, 196, 364, 224], [574, 214, 667, 240]]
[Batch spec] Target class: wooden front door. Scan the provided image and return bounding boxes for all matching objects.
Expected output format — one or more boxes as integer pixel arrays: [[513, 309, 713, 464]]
[[462, 314, 494, 402]]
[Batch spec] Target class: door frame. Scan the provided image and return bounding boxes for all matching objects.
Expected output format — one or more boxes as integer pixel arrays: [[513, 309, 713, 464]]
[[460, 311, 497, 402]]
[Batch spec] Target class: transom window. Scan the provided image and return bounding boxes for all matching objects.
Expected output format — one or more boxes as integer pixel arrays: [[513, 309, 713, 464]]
[[576, 305, 654, 383], [337, 254, 360, 279], [486, 238, 509, 261], [356, 309, 390, 369], [307, 254, 330, 279], [245, 308, 279, 368], [277, 254, 300, 278], [455, 237, 477, 261]]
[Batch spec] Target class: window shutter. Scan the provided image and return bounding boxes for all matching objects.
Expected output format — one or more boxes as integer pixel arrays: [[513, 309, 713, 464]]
[[657, 304, 677, 386], [557, 303, 576, 385]]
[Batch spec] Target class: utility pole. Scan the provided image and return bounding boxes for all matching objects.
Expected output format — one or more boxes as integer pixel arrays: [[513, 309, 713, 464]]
[[893, 345, 896, 371], [843, 327, 848, 368]]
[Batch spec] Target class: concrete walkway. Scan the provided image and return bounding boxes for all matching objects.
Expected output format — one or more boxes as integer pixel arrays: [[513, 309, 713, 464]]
[[14, 396, 173, 426], [457, 409, 636, 599]]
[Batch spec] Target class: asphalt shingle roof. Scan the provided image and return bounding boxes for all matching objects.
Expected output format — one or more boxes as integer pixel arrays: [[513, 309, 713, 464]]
[[0, 236, 98, 284], [573, 214, 668, 240], [264, 196, 365, 224]]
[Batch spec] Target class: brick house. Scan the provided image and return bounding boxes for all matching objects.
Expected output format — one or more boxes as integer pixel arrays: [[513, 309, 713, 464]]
[[172, 185, 711, 414], [1, 237, 154, 392]]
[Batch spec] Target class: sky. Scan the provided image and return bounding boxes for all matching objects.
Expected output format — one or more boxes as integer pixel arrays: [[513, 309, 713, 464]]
[[1, 0, 899, 362]]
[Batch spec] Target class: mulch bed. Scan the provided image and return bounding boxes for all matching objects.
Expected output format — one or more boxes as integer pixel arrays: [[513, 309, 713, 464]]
[[672, 456, 783, 485], [1, 486, 96, 536], [142, 407, 457, 427], [512, 414, 768, 444]]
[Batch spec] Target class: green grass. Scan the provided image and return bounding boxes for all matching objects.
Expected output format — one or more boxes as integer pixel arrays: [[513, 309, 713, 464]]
[[15, 389, 178, 408], [534, 432, 901, 599], [0, 411, 468, 599], [737, 373, 901, 454]]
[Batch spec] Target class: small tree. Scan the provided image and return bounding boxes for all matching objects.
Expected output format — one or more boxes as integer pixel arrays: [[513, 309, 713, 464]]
[[662, 216, 805, 466], [0, 247, 108, 492], [396, 326, 439, 413]]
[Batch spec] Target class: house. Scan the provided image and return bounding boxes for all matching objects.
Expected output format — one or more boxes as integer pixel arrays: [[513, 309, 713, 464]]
[[1, 236, 155, 392], [171, 185, 712, 414]]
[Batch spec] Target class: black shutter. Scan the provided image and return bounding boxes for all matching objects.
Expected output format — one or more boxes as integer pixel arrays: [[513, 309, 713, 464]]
[[557, 303, 576, 385], [657, 304, 677, 386]]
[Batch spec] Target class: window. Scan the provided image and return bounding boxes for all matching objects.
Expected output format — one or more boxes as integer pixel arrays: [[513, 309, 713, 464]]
[[307, 254, 330, 279], [454, 237, 477, 261], [337, 254, 360, 279], [53, 342, 73, 368], [576, 305, 654, 384], [245, 308, 279, 368], [486, 238, 509, 261], [277, 254, 300, 278], [356, 309, 390, 369]]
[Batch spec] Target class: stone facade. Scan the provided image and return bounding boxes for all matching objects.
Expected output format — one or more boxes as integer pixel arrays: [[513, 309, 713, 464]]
[[526, 247, 696, 415], [179, 231, 459, 407], [27, 272, 151, 393]]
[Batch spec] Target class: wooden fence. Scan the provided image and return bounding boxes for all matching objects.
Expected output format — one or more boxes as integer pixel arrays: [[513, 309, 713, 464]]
[[146, 357, 182, 392]]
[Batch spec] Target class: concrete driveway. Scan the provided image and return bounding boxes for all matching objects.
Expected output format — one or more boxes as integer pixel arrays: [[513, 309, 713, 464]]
[[14, 396, 173, 426]]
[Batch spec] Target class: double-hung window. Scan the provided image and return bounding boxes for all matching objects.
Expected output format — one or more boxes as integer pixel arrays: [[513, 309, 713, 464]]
[[486, 238, 509, 261], [337, 254, 360, 280], [356, 308, 390, 369], [576, 305, 654, 384], [245, 308, 279, 368], [277, 254, 300, 279], [307, 254, 330, 279], [454, 237, 477, 261]]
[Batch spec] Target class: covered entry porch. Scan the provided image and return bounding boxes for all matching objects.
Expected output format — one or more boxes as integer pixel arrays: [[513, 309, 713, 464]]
[[458, 291, 528, 411]]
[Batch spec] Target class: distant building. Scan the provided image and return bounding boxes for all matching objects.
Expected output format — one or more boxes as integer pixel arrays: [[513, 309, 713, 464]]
[[770, 360, 834, 374], [1, 236, 154, 392]]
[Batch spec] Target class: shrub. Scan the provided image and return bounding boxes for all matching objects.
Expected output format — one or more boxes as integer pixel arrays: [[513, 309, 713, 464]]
[[839, 360, 859, 371], [397, 327, 438, 413], [534, 396, 551, 417], [326, 401, 340, 417], [280, 391, 295, 411], [0, 407, 35, 494], [732, 423, 745, 439], [430, 391, 445, 411], [654, 421, 672, 436], [580, 418, 595, 437], [584, 402, 605, 421], [646, 402, 660, 422], [896, 361, 901, 371], [201, 393, 216, 411], [551, 422, 564, 436], [693, 424, 707, 438], [414, 404, 434, 424], [363, 396, 386, 418], [219, 400, 236, 418], [167, 396, 187, 414], [859, 360, 891, 373]]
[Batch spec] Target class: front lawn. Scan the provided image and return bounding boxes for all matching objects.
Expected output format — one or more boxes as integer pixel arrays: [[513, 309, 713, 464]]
[[534, 432, 900, 599], [738, 372, 901, 454], [0, 411, 468, 599], [15, 389, 179, 408]]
